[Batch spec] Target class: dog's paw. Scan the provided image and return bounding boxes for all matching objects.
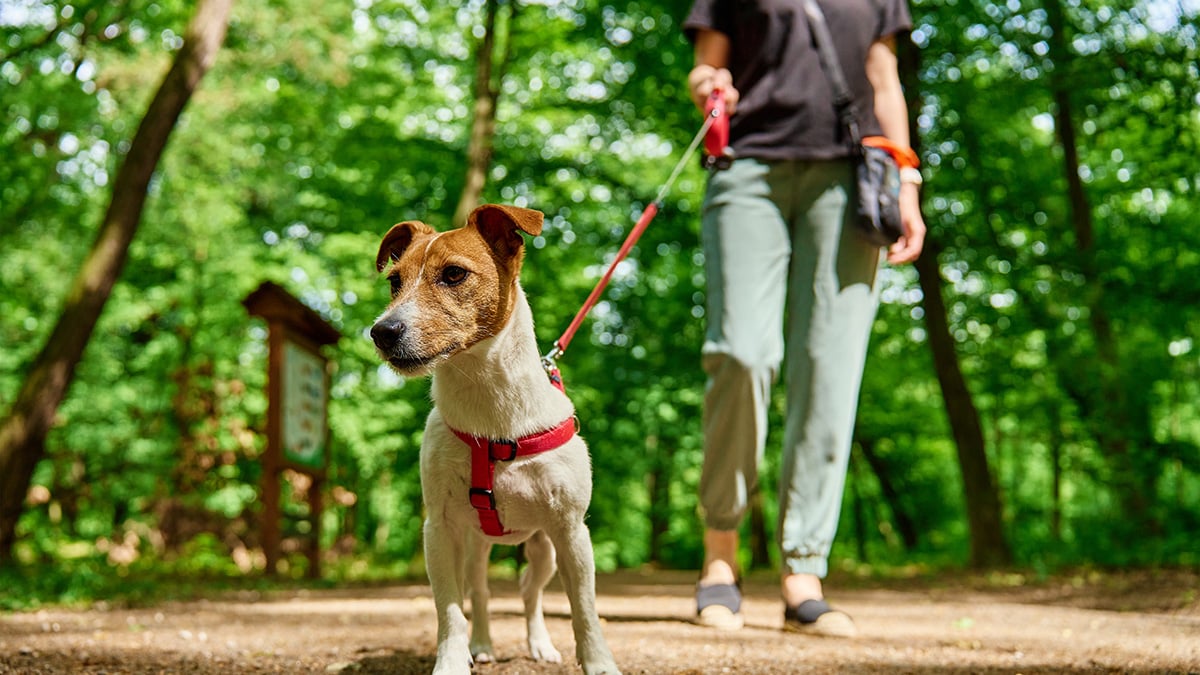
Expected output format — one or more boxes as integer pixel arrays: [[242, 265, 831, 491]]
[[432, 647, 473, 675], [581, 661, 622, 675], [431, 660, 472, 675], [463, 638, 492, 662], [528, 636, 562, 663]]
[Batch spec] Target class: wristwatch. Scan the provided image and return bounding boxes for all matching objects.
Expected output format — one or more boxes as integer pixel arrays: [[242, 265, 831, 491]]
[[899, 167, 923, 186]]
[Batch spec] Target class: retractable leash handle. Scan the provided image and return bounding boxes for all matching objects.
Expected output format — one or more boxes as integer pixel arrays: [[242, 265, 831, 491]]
[[702, 89, 733, 170], [703, 89, 728, 157]]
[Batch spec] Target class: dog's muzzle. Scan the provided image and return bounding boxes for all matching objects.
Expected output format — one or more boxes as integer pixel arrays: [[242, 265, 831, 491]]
[[370, 317, 406, 354]]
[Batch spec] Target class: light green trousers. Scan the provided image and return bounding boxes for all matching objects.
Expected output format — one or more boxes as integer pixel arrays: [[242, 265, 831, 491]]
[[699, 157, 882, 579]]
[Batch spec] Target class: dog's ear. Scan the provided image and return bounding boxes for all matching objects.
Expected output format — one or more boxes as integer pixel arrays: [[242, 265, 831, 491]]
[[376, 221, 436, 272], [467, 204, 545, 259]]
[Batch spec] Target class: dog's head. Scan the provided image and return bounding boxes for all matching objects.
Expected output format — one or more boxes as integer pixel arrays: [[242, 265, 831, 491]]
[[370, 204, 544, 376]]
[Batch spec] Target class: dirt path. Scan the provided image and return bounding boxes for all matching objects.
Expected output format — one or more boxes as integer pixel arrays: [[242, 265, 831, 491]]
[[2, 569, 1198, 674]]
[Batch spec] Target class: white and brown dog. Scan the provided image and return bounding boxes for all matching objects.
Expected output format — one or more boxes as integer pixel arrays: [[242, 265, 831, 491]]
[[371, 204, 620, 675]]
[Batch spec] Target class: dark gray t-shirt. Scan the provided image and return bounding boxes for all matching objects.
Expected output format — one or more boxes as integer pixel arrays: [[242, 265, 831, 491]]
[[684, 0, 912, 160]]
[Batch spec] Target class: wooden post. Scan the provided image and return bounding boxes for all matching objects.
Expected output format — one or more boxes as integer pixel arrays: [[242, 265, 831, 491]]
[[307, 473, 323, 580], [243, 281, 341, 578]]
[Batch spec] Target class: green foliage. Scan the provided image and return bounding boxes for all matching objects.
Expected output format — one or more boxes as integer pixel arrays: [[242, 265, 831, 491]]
[[0, 546, 319, 612], [3, 0, 1200, 606], [901, 0, 1200, 563]]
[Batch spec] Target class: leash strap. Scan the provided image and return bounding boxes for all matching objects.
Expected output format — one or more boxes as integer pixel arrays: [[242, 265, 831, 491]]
[[551, 201, 659, 361], [803, 0, 862, 144], [546, 108, 718, 365], [863, 136, 920, 169], [451, 418, 577, 536]]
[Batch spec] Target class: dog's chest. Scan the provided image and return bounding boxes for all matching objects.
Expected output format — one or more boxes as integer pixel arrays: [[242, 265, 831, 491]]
[[419, 415, 592, 532]]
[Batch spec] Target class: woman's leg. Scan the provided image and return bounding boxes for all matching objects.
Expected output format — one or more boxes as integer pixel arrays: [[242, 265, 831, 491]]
[[776, 160, 882, 608], [698, 158, 790, 586]]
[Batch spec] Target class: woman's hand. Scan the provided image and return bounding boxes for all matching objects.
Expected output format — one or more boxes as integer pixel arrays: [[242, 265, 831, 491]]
[[688, 65, 740, 114], [887, 184, 926, 264], [689, 29, 739, 114]]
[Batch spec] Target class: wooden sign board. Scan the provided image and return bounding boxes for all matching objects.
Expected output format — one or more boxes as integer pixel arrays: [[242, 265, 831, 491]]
[[281, 339, 329, 471], [243, 281, 340, 577]]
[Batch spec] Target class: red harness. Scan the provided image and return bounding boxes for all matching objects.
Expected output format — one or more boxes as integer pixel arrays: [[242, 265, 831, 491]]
[[449, 417, 576, 536]]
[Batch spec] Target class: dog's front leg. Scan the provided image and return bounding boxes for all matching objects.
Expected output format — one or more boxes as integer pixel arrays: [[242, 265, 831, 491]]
[[425, 516, 472, 675], [521, 530, 563, 663], [465, 531, 495, 663], [548, 522, 621, 675]]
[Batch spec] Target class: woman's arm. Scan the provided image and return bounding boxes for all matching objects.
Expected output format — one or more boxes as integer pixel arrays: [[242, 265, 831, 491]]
[[866, 36, 925, 264]]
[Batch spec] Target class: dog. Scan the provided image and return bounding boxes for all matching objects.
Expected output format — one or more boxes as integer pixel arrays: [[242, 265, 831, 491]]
[[370, 204, 621, 675]]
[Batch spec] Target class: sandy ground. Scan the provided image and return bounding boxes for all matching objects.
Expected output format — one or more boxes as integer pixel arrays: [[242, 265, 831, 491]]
[[2, 569, 1198, 674]]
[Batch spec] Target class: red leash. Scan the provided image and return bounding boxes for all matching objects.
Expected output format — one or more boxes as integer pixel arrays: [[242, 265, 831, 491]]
[[457, 96, 728, 538], [541, 91, 730, 382]]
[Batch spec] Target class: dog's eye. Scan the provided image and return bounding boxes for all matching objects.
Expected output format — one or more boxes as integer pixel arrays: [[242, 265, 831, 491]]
[[440, 265, 468, 286], [388, 274, 402, 297]]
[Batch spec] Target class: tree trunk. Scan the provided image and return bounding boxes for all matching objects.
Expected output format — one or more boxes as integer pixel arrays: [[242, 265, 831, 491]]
[[849, 449, 869, 560], [646, 435, 672, 565], [452, 0, 516, 227], [1049, 404, 1064, 542], [0, 0, 234, 564], [1043, 0, 1157, 529], [856, 438, 918, 550], [913, 249, 1011, 567], [747, 491, 771, 569], [898, 37, 1012, 568]]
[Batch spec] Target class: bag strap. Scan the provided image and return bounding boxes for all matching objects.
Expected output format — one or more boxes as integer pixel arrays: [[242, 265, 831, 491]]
[[802, 0, 862, 145]]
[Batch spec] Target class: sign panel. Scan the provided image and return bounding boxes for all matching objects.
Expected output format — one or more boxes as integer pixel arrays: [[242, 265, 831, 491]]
[[281, 339, 328, 469]]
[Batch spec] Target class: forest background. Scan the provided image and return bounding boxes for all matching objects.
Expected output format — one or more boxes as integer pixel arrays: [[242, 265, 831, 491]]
[[1, 0, 1198, 606]]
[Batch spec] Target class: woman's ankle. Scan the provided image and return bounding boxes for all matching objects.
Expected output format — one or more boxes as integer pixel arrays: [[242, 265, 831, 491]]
[[700, 559, 738, 586], [700, 529, 739, 585], [781, 572, 824, 606]]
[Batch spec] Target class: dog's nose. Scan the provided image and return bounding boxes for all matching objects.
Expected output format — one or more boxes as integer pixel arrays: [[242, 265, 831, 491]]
[[370, 318, 406, 353]]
